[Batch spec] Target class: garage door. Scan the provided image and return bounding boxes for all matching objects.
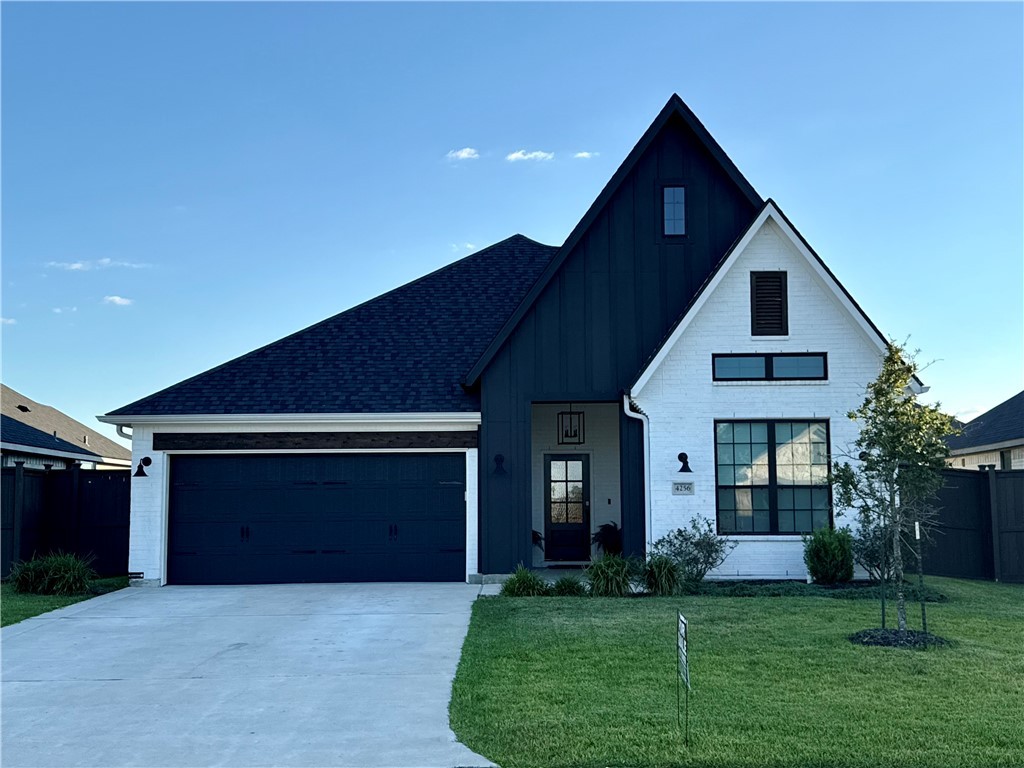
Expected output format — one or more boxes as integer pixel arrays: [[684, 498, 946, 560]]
[[167, 453, 466, 584]]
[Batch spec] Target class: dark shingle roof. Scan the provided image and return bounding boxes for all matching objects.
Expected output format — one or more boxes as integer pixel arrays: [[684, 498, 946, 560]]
[[2, 386, 131, 460], [108, 235, 558, 416], [946, 390, 1024, 451]]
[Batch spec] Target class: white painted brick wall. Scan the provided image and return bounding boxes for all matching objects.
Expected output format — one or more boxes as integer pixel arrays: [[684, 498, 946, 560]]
[[126, 419, 480, 585], [634, 218, 884, 579]]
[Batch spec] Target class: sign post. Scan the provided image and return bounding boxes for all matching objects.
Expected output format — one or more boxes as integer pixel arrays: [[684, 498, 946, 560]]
[[677, 612, 690, 747]]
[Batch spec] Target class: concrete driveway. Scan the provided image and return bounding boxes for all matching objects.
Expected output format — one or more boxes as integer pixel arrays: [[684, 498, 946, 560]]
[[1, 584, 494, 768]]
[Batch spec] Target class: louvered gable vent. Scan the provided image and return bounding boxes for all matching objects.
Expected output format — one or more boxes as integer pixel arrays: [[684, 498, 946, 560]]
[[750, 272, 788, 335]]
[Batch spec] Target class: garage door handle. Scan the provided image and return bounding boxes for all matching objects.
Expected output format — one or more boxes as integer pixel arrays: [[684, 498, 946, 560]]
[[388, 523, 395, 542], [240, 525, 245, 542]]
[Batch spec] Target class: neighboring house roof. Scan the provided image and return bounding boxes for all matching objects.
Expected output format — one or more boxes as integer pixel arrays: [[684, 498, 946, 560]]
[[947, 390, 1024, 453], [463, 93, 764, 388], [629, 200, 925, 396], [106, 235, 558, 417], [1, 385, 131, 462]]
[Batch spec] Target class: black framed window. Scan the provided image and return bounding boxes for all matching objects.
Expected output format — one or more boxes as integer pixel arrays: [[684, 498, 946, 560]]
[[712, 353, 827, 381], [663, 186, 686, 235], [751, 272, 788, 335], [715, 419, 831, 535]]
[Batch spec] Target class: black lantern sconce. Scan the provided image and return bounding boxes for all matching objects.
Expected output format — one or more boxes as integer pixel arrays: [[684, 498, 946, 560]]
[[134, 456, 153, 478], [493, 453, 507, 475], [677, 452, 692, 473], [557, 404, 585, 445]]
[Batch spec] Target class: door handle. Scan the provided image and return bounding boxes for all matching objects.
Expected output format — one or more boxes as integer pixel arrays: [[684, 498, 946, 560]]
[[245, 525, 251, 543], [394, 523, 399, 541]]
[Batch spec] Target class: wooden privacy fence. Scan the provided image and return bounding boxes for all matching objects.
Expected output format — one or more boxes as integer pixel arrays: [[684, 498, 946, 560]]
[[925, 467, 1024, 583], [1, 463, 130, 578]]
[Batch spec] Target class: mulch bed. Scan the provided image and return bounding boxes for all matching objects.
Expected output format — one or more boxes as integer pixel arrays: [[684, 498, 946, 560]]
[[849, 628, 951, 649]]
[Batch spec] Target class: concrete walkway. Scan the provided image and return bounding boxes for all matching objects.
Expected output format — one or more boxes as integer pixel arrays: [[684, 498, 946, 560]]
[[1, 584, 494, 768]]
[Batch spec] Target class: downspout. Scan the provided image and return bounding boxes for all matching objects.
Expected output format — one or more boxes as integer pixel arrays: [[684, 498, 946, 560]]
[[116, 424, 133, 440], [622, 394, 652, 553]]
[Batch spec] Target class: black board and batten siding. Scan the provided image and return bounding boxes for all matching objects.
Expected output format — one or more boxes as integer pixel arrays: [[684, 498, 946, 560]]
[[476, 112, 761, 573]]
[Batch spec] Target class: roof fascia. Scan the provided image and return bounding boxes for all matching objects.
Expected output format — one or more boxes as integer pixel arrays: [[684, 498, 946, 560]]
[[97, 412, 483, 427], [1, 442, 105, 462], [631, 200, 906, 397], [463, 95, 764, 388], [949, 438, 1024, 455]]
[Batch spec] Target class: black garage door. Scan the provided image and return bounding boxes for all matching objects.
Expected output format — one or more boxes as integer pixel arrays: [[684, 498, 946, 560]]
[[168, 453, 466, 584]]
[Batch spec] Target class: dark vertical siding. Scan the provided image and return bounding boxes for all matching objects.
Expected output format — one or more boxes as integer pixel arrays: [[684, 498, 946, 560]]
[[478, 114, 758, 573]]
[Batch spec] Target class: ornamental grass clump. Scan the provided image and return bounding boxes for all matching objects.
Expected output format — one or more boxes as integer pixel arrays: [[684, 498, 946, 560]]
[[551, 574, 587, 596], [585, 554, 636, 597], [643, 554, 680, 596], [10, 552, 97, 596], [500, 565, 551, 597]]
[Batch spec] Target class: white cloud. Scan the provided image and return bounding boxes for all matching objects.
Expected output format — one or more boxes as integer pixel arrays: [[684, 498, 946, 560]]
[[506, 149, 554, 162], [446, 147, 480, 161], [52, 307, 78, 314], [103, 295, 134, 306], [574, 151, 599, 159], [48, 258, 150, 271], [1, 317, 16, 325], [450, 242, 477, 254]]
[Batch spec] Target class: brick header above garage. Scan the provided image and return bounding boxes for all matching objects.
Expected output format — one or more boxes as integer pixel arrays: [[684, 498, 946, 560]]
[[152, 431, 479, 451]]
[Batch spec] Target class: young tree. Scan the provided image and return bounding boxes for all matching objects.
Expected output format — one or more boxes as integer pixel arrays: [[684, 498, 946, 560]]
[[832, 343, 956, 632]]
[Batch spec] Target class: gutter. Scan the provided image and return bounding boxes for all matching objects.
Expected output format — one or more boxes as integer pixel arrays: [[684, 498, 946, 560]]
[[97, 412, 483, 427], [621, 395, 652, 553]]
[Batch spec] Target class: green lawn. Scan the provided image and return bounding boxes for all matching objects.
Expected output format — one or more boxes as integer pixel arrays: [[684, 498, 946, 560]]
[[1, 577, 128, 627], [450, 577, 1024, 768]]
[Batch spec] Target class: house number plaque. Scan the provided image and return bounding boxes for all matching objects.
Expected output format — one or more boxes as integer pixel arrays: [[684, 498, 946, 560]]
[[672, 481, 695, 496]]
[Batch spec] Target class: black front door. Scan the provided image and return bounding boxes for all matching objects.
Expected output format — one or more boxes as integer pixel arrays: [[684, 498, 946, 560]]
[[544, 454, 590, 561]]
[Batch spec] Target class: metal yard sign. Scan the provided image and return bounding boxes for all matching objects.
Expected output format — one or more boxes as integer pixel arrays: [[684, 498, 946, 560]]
[[676, 612, 691, 746]]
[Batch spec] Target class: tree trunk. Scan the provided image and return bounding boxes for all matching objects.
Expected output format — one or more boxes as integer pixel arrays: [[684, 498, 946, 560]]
[[891, 501, 907, 631], [879, 527, 887, 629], [914, 533, 927, 634]]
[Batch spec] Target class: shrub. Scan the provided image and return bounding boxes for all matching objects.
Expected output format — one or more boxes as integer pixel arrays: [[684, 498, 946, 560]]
[[644, 554, 680, 596], [500, 564, 551, 597], [591, 522, 623, 556], [650, 519, 736, 588], [586, 554, 636, 597], [849, 516, 907, 582], [551, 574, 587, 596], [803, 527, 855, 584], [10, 552, 97, 596]]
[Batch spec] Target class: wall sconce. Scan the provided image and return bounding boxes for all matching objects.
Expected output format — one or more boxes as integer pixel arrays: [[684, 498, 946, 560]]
[[557, 405, 585, 445], [677, 453, 692, 473], [493, 454, 507, 475], [134, 456, 153, 477]]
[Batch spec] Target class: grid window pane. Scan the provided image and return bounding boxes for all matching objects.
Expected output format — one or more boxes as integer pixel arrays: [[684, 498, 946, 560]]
[[550, 461, 565, 481], [663, 187, 685, 235], [567, 461, 583, 481], [550, 483, 566, 501], [567, 503, 583, 524], [550, 503, 566, 524]]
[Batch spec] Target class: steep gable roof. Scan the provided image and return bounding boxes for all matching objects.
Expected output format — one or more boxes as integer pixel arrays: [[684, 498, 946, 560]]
[[1, 385, 130, 461], [105, 235, 557, 418], [630, 200, 925, 395], [463, 94, 763, 387], [947, 390, 1024, 452]]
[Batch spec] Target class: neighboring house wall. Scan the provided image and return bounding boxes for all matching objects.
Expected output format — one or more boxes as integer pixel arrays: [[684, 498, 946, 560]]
[[477, 113, 760, 573], [126, 420, 481, 585], [634, 218, 883, 578], [947, 447, 1024, 471], [530, 403, 621, 565]]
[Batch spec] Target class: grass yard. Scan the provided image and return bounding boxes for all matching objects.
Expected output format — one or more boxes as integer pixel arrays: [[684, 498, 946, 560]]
[[1, 577, 128, 627], [450, 577, 1024, 768]]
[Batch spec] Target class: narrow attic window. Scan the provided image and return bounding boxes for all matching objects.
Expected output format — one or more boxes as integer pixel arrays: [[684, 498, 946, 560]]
[[750, 272, 788, 336], [663, 187, 686, 235]]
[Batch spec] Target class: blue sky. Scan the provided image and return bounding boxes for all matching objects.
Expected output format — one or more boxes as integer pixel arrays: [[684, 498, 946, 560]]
[[3, 2, 1022, 448]]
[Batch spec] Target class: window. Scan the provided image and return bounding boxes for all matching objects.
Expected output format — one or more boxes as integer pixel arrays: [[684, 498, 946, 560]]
[[715, 420, 831, 535], [712, 353, 827, 381], [663, 186, 686, 235], [751, 272, 788, 335]]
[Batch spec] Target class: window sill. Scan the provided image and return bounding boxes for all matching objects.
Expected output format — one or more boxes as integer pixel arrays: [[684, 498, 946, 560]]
[[720, 535, 806, 542], [712, 380, 829, 387]]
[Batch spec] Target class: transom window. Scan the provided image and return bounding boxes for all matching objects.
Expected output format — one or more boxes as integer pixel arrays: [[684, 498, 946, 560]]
[[663, 187, 686, 236], [712, 353, 827, 381], [715, 420, 831, 535]]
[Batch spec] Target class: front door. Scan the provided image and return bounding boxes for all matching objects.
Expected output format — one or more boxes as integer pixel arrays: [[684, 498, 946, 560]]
[[544, 454, 591, 561]]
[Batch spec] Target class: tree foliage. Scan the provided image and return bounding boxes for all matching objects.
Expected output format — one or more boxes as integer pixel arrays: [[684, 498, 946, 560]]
[[832, 343, 957, 631]]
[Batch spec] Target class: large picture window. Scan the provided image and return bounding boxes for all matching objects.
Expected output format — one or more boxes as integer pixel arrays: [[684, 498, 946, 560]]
[[715, 420, 831, 535]]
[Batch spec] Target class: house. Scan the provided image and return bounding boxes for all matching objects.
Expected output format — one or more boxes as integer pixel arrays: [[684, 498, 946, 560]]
[[100, 95, 922, 586], [945, 390, 1024, 471], [2, 385, 131, 470]]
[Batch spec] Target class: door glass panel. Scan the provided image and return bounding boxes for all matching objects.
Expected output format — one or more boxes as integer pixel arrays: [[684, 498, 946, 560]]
[[567, 482, 583, 501], [567, 461, 583, 481], [550, 503, 567, 524], [551, 461, 566, 481], [567, 503, 583, 523], [550, 483, 566, 501]]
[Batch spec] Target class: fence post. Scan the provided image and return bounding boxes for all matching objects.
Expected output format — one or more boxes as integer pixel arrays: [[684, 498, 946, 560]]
[[12, 461, 26, 565], [986, 466, 1001, 582], [69, 461, 82, 557]]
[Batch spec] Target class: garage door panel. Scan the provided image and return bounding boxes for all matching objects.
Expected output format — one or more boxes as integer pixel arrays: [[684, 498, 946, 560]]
[[168, 453, 467, 584]]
